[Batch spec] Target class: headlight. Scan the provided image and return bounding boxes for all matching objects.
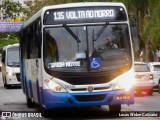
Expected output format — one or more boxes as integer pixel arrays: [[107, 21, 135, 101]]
[[112, 70, 135, 91], [7, 72, 15, 76], [44, 79, 67, 93]]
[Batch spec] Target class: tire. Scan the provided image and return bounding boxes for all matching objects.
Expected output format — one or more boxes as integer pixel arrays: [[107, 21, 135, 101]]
[[41, 106, 50, 118], [6, 84, 11, 89], [109, 104, 121, 112], [4, 80, 6, 88], [5, 79, 10, 89], [3, 77, 7, 87], [26, 96, 35, 108]]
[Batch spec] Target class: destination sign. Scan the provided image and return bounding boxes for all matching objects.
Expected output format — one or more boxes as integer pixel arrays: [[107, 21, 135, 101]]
[[53, 9, 115, 20], [44, 6, 127, 24]]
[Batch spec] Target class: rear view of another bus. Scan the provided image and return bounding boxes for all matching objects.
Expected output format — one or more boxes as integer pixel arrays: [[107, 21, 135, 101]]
[[1, 44, 20, 88]]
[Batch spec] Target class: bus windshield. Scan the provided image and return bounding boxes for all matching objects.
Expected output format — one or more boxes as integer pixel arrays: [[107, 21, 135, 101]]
[[7, 47, 20, 67], [44, 24, 132, 73]]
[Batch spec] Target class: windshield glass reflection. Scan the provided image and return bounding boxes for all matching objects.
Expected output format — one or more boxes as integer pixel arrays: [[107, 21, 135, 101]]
[[7, 47, 19, 67], [44, 24, 132, 72]]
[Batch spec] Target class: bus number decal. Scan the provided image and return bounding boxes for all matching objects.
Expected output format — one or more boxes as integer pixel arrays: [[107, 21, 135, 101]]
[[54, 12, 64, 20]]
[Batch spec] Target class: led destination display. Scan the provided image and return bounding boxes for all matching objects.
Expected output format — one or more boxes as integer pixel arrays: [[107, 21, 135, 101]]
[[53, 9, 115, 20], [44, 6, 127, 24]]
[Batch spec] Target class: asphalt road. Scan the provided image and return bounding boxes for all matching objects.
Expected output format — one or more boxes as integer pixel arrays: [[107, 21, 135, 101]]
[[0, 72, 160, 120]]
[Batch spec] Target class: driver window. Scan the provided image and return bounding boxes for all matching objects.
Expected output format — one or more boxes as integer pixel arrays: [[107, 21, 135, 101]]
[[45, 32, 59, 64]]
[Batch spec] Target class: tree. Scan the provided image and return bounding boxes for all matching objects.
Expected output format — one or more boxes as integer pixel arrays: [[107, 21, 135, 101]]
[[0, 0, 24, 48], [0, 0, 24, 21], [123, 0, 160, 62], [0, 32, 19, 53], [136, 0, 160, 61]]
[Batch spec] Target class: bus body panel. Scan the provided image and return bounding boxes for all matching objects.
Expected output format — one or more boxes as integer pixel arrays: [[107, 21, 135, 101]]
[[21, 59, 26, 93], [20, 2, 134, 111], [5, 67, 20, 85], [21, 59, 43, 104], [43, 89, 134, 109]]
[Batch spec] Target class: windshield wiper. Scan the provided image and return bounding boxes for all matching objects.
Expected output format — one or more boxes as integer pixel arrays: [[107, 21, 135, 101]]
[[63, 24, 81, 43], [94, 23, 108, 41]]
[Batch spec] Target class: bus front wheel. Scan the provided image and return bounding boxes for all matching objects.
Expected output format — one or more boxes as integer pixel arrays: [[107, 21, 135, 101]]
[[4, 79, 10, 89], [3, 77, 7, 87], [26, 96, 35, 108], [109, 105, 121, 112], [40, 106, 50, 118]]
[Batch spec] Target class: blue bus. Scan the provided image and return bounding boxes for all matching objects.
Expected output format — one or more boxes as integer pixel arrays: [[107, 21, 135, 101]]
[[20, 2, 135, 113]]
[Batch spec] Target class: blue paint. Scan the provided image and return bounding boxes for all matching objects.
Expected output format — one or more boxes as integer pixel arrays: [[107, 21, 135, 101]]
[[42, 89, 134, 110], [28, 80, 33, 98], [40, 87, 45, 105], [36, 80, 40, 104], [90, 57, 101, 69], [35, 81, 43, 105], [20, 59, 26, 93], [40, 87, 44, 105]]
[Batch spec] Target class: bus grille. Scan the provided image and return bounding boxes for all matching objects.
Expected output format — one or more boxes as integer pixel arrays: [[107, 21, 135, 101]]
[[61, 76, 113, 85], [71, 87, 110, 91], [15, 73, 20, 81], [75, 94, 106, 102]]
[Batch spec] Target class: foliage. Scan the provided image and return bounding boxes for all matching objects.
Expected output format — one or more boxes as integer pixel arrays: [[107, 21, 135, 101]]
[[0, 0, 24, 20], [142, 0, 160, 50], [0, 36, 19, 53], [0, 0, 23, 48]]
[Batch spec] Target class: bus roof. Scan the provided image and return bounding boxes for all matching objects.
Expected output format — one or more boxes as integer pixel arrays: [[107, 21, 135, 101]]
[[22, 2, 126, 29], [2, 44, 19, 51]]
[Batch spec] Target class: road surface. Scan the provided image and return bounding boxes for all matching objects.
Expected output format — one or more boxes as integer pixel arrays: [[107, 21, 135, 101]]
[[0, 72, 160, 120]]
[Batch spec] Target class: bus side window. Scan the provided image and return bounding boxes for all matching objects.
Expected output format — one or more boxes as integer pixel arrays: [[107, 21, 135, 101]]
[[45, 32, 59, 63], [26, 29, 30, 59], [35, 19, 41, 58]]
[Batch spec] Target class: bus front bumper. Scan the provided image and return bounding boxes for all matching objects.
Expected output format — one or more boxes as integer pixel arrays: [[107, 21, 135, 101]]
[[6, 75, 21, 85], [43, 89, 134, 109]]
